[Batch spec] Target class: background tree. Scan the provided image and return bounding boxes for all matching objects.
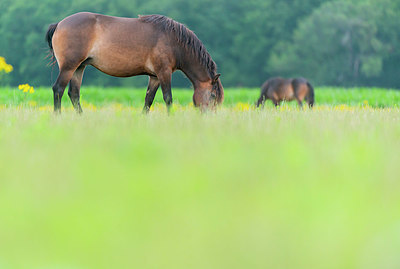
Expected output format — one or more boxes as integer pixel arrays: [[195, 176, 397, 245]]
[[267, 0, 399, 87], [0, 0, 398, 88]]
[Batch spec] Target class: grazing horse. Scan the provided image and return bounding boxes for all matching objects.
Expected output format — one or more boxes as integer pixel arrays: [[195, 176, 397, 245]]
[[46, 12, 224, 113], [256, 77, 314, 108]]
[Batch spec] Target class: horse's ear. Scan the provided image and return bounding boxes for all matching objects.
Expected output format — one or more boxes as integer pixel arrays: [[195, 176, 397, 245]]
[[212, 73, 221, 84]]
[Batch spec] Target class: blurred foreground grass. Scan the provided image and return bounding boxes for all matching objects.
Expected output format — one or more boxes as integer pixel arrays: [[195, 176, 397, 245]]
[[0, 105, 400, 268]]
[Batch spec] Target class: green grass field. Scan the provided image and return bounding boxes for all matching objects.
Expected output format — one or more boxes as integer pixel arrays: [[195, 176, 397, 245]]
[[1, 86, 400, 108], [0, 87, 400, 269]]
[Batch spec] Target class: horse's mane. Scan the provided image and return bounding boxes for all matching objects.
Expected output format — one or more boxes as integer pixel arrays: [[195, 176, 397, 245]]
[[139, 14, 217, 79]]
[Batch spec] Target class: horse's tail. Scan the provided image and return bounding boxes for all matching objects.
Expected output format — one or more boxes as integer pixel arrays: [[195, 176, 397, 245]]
[[45, 23, 58, 60], [306, 82, 315, 108]]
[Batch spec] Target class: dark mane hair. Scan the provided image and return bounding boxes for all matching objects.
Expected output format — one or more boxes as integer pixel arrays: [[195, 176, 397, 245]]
[[139, 14, 217, 79]]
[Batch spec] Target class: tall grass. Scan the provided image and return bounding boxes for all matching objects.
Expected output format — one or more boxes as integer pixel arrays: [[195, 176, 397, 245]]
[[0, 86, 399, 108], [0, 105, 400, 268]]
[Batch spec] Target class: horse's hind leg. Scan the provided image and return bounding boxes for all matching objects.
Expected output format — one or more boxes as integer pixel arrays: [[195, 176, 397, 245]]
[[53, 68, 75, 113], [143, 76, 160, 113], [68, 65, 86, 113]]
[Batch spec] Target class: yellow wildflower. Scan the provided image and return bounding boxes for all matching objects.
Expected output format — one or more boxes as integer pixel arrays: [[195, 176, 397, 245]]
[[235, 102, 250, 111], [333, 104, 355, 112], [28, 100, 37, 107], [18, 84, 35, 94], [39, 106, 52, 111], [0, 56, 13, 73], [81, 100, 97, 111]]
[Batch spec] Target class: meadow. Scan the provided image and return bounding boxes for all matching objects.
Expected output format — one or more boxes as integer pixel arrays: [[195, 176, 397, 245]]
[[1, 86, 400, 108], [0, 86, 400, 269]]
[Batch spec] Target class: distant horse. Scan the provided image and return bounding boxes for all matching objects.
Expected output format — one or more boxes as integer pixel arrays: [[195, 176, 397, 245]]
[[46, 12, 224, 113], [256, 77, 314, 108]]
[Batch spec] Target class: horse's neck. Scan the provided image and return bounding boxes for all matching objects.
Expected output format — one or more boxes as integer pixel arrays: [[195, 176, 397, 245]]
[[178, 54, 211, 87]]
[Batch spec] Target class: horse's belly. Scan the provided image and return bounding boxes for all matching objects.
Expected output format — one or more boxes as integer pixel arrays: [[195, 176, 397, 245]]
[[281, 86, 295, 101], [87, 35, 155, 77], [91, 60, 147, 77], [285, 91, 295, 100], [89, 49, 151, 77]]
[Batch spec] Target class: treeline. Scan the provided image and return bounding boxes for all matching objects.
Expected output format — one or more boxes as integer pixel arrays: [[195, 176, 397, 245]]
[[0, 0, 399, 88]]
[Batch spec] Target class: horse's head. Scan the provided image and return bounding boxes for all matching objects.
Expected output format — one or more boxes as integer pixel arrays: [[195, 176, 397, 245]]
[[193, 74, 224, 108]]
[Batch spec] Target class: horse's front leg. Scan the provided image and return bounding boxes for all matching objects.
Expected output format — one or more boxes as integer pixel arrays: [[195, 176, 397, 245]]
[[256, 95, 266, 108], [270, 97, 280, 107], [143, 76, 160, 113], [158, 71, 173, 112]]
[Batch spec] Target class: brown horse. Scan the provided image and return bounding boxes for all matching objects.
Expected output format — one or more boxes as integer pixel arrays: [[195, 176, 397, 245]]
[[46, 12, 224, 113], [256, 77, 314, 108]]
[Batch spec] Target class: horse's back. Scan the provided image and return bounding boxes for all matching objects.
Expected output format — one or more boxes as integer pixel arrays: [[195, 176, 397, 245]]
[[263, 77, 294, 100], [54, 12, 154, 52], [56, 12, 141, 31], [262, 77, 284, 94], [52, 12, 170, 77], [292, 77, 308, 87], [58, 12, 97, 26]]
